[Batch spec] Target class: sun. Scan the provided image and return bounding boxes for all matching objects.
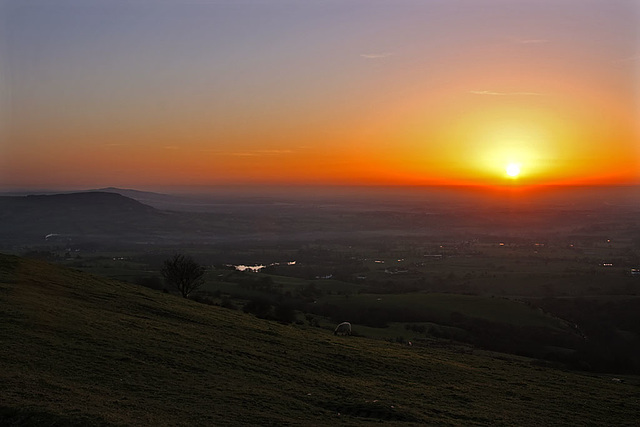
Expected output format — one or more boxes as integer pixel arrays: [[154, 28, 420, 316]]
[[505, 163, 521, 178]]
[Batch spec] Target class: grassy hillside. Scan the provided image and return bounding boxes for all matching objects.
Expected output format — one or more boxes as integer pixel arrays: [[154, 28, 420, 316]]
[[1, 254, 638, 426]]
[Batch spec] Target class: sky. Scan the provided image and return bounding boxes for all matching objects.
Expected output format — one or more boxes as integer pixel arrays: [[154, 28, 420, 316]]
[[1, 0, 639, 191]]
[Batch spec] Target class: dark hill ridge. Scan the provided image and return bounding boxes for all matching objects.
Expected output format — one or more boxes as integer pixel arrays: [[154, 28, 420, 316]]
[[0, 192, 168, 244], [1, 191, 156, 213], [91, 187, 184, 210], [0, 190, 304, 247], [94, 187, 166, 197], [1, 253, 638, 426]]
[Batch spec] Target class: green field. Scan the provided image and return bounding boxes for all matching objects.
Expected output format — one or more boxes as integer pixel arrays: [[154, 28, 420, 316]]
[[2, 253, 639, 426]]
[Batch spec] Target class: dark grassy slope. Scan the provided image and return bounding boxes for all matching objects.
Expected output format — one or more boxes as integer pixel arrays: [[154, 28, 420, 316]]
[[1, 254, 638, 426]]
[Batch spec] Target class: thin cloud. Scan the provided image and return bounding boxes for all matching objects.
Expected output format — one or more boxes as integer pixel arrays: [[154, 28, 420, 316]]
[[470, 90, 545, 96], [360, 52, 392, 59], [516, 39, 549, 44], [202, 149, 293, 157], [257, 149, 293, 154], [615, 53, 640, 63], [230, 150, 293, 157]]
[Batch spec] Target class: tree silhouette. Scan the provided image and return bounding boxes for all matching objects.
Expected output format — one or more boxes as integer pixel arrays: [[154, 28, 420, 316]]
[[161, 254, 206, 298]]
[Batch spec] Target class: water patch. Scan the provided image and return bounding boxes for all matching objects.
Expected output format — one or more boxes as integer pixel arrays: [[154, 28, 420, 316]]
[[234, 264, 266, 272], [231, 261, 296, 272]]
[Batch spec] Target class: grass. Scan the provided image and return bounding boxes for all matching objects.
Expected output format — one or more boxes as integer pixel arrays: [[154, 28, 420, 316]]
[[1, 253, 639, 426]]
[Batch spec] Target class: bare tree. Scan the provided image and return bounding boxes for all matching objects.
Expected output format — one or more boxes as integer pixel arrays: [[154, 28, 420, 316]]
[[161, 254, 206, 298]]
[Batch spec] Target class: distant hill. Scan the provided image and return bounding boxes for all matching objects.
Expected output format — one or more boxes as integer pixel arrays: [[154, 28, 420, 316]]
[[7, 191, 156, 211], [0, 189, 330, 248], [1, 253, 638, 426], [93, 187, 166, 198], [90, 187, 185, 210], [0, 192, 168, 245]]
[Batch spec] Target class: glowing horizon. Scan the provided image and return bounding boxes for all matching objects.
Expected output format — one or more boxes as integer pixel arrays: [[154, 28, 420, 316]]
[[1, 0, 639, 191]]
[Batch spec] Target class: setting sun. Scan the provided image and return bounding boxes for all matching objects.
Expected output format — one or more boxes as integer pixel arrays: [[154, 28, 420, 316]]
[[506, 163, 521, 178]]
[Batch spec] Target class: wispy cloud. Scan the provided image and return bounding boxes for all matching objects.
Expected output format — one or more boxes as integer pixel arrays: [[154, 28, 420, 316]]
[[360, 52, 392, 59], [231, 149, 293, 157], [615, 53, 640, 63], [516, 39, 549, 44], [470, 90, 545, 96], [202, 149, 293, 157]]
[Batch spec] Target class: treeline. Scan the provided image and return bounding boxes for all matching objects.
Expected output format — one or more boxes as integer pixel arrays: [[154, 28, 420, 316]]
[[308, 300, 584, 358], [534, 297, 640, 373]]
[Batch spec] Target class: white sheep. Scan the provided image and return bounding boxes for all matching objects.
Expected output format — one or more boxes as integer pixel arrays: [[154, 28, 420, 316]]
[[334, 322, 352, 336]]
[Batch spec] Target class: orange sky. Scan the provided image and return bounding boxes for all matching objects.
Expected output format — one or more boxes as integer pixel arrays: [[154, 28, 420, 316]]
[[1, 0, 639, 190]]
